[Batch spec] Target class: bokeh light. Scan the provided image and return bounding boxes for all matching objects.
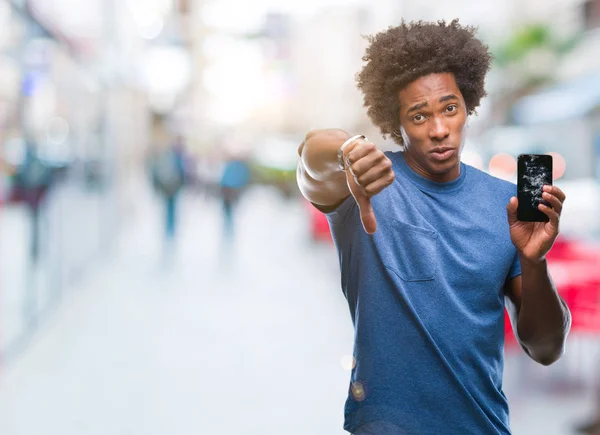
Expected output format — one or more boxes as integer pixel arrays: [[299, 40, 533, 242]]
[[341, 355, 357, 371], [547, 151, 567, 180], [351, 382, 366, 402], [488, 153, 517, 179]]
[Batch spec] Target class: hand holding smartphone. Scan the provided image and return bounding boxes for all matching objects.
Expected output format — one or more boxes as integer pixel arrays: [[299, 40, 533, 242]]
[[517, 154, 553, 222]]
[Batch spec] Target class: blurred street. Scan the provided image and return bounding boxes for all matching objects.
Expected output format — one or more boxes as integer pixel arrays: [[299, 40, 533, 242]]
[[0, 185, 355, 435], [0, 185, 597, 435], [1, 0, 600, 433]]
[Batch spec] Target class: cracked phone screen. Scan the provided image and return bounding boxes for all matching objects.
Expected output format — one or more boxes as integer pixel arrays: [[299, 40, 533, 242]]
[[517, 154, 553, 222]]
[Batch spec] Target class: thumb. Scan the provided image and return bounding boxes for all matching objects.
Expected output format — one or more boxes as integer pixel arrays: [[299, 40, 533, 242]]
[[506, 196, 518, 226], [346, 168, 377, 234]]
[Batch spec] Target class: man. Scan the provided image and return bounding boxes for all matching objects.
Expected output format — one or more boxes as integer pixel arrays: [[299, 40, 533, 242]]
[[13, 140, 54, 264], [151, 135, 187, 246], [297, 20, 571, 434], [219, 152, 251, 240]]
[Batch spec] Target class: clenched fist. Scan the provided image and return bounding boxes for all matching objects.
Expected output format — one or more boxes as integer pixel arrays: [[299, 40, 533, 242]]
[[342, 138, 395, 234]]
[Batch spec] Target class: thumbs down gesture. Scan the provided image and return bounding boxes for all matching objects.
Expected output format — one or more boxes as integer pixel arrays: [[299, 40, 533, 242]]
[[341, 138, 395, 234]]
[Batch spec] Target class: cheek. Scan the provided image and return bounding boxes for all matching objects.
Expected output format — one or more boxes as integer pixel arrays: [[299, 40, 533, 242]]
[[401, 125, 428, 143], [401, 125, 425, 151], [450, 115, 467, 133]]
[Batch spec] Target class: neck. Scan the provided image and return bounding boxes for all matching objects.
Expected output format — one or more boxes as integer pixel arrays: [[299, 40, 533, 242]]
[[403, 153, 461, 183]]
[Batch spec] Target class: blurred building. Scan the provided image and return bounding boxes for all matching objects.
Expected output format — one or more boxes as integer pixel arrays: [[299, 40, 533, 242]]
[[0, 0, 191, 360], [285, 8, 367, 134]]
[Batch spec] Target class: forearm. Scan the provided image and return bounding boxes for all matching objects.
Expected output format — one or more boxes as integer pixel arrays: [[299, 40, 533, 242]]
[[299, 129, 350, 180], [297, 129, 351, 206], [516, 256, 572, 365]]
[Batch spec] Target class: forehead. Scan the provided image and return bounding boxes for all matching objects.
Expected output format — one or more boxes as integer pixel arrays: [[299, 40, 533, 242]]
[[398, 73, 463, 108]]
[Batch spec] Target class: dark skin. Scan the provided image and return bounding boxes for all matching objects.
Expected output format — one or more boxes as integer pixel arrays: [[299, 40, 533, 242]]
[[399, 73, 571, 366], [398, 74, 466, 183]]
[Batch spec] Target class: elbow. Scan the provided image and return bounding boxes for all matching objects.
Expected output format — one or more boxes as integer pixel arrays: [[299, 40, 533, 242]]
[[520, 304, 572, 367], [524, 337, 567, 366], [536, 349, 565, 366], [536, 348, 564, 366]]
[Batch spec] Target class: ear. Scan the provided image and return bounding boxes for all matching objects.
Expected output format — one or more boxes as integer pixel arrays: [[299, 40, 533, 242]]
[[399, 124, 411, 151], [392, 127, 406, 152]]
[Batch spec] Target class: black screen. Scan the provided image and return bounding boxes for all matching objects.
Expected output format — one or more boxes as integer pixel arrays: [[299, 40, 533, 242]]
[[517, 154, 553, 222]]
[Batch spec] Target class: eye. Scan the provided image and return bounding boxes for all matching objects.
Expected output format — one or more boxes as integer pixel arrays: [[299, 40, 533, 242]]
[[412, 114, 426, 123], [446, 104, 458, 113]]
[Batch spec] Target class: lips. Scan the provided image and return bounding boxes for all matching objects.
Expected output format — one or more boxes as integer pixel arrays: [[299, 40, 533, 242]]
[[431, 147, 454, 154], [430, 147, 455, 161]]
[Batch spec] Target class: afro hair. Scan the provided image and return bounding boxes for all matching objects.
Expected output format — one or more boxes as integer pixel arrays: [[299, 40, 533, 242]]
[[356, 19, 492, 146]]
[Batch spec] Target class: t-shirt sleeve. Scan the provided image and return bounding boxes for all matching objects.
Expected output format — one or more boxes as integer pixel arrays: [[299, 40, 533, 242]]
[[316, 194, 357, 226], [507, 250, 521, 279]]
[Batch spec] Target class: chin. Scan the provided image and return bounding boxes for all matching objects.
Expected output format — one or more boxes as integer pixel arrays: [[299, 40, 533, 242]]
[[430, 155, 459, 171]]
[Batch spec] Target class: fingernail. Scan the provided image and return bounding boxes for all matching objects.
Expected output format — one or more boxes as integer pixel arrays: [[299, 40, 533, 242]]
[[543, 185, 551, 192]]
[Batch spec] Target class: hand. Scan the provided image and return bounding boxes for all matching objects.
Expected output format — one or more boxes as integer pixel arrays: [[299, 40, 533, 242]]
[[506, 185, 566, 262], [343, 138, 395, 234]]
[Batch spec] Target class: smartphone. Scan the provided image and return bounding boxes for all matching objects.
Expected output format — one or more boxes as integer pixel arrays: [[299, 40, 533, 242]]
[[517, 154, 553, 222]]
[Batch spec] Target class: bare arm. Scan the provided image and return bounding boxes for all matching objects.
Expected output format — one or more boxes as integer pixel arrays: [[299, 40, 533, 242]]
[[505, 266, 571, 366], [505, 185, 571, 366], [296, 129, 395, 234], [296, 129, 351, 208]]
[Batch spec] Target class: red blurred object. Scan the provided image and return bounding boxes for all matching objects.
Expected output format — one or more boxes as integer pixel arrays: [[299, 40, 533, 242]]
[[305, 200, 333, 242], [505, 236, 600, 348]]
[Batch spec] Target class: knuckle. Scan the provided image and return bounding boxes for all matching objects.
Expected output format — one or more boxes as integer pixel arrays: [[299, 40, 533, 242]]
[[364, 184, 377, 196], [345, 140, 359, 155], [363, 142, 376, 153], [346, 152, 356, 165], [387, 171, 396, 184], [350, 162, 361, 174]]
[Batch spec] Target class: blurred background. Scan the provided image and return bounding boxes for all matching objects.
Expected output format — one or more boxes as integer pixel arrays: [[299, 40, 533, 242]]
[[0, 0, 599, 434]]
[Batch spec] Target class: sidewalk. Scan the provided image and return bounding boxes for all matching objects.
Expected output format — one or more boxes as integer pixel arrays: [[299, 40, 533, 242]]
[[0, 183, 111, 360], [0, 187, 353, 435]]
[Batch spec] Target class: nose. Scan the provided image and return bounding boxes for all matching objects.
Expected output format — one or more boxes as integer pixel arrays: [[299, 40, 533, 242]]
[[429, 116, 450, 141]]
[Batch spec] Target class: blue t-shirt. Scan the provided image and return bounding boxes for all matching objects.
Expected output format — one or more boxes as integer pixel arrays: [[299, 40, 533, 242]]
[[325, 151, 521, 434]]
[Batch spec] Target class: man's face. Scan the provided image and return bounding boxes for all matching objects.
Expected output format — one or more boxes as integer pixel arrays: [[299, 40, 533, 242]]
[[398, 72, 468, 183]]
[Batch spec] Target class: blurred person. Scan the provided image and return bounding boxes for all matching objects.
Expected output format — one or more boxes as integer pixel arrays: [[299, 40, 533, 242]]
[[297, 20, 571, 435], [12, 139, 53, 264], [150, 135, 187, 251], [10, 138, 55, 325], [219, 153, 251, 241]]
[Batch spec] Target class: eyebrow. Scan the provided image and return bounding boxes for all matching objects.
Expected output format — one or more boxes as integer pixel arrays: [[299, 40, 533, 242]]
[[406, 94, 460, 115], [439, 94, 459, 104], [407, 101, 428, 114]]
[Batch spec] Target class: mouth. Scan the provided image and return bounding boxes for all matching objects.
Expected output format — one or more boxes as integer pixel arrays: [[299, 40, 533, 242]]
[[430, 147, 455, 162]]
